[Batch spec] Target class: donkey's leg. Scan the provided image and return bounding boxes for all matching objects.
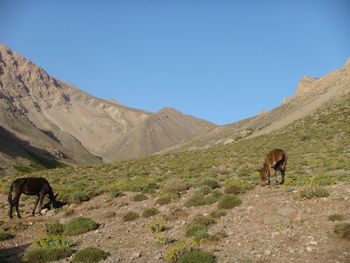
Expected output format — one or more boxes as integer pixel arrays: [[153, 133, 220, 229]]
[[267, 169, 271, 185], [32, 195, 40, 216], [38, 192, 45, 215], [8, 197, 14, 219], [14, 195, 22, 219], [280, 169, 285, 185], [274, 168, 279, 185]]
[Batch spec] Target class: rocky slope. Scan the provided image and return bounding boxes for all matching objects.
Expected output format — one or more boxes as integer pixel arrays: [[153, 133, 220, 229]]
[[159, 58, 350, 153], [0, 44, 216, 172]]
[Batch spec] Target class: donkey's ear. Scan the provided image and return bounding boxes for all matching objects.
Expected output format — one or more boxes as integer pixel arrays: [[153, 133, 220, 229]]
[[256, 169, 261, 172], [54, 193, 59, 199]]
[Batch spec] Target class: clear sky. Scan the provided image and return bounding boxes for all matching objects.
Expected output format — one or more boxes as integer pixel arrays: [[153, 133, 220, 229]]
[[1, 1, 349, 125]]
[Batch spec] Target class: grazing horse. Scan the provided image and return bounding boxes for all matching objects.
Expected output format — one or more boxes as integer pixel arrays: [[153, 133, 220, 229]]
[[8, 177, 59, 219], [257, 149, 287, 185]]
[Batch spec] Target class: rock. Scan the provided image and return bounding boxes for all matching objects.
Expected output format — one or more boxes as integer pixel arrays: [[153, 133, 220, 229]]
[[131, 251, 142, 258], [306, 247, 313, 252], [41, 208, 48, 215], [263, 215, 291, 225], [277, 206, 296, 217]]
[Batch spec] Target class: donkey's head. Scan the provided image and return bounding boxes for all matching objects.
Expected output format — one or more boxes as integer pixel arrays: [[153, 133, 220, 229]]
[[256, 165, 268, 183]]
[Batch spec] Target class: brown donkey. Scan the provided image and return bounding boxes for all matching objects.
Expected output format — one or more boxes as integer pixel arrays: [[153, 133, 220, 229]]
[[257, 149, 288, 185], [8, 177, 59, 219]]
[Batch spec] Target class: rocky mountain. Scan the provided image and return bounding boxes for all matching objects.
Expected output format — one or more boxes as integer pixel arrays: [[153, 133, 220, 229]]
[[0, 44, 216, 173], [159, 57, 350, 153]]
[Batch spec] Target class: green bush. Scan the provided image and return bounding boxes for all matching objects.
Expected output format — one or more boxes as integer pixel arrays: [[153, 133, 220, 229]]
[[72, 247, 109, 263], [63, 217, 99, 236], [224, 185, 246, 195], [185, 224, 207, 237], [131, 193, 148, 201], [22, 247, 73, 263], [217, 194, 242, 209], [184, 193, 206, 207], [155, 237, 177, 246], [334, 223, 350, 240], [0, 230, 13, 241], [199, 185, 212, 195], [147, 220, 166, 233], [163, 178, 188, 193], [110, 189, 125, 198], [178, 249, 216, 263], [142, 208, 159, 218], [164, 240, 197, 263], [314, 187, 329, 197], [123, 211, 139, 222], [155, 195, 172, 205], [209, 209, 227, 219], [33, 235, 74, 248], [46, 221, 64, 235], [328, 214, 346, 221], [64, 191, 90, 204], [201, 179, 220, 189], [191, 215, 216, 226]]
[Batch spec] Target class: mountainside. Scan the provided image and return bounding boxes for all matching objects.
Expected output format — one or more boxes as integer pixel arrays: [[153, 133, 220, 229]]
[[160, 58, 350, 153], [0, 44, 216, 173], [101, 107, 217, 161], [1, 81, 349, 263]]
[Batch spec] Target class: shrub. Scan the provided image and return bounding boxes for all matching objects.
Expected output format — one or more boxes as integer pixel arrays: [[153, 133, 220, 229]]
[[65, 191, 90, 204], [123, 211, 139, 222], [164, 240, 197, 263], [201, 179, 220, 189], [178, 249, 216, 263], [191, 215, 216, 226], [102, 211, 116, 218], [110, 189, 125, 198], [33, 235, 74, 248], [63, 208, 74, 217], [131, 193, 148, 201], [155, 195, 172, 205], [199, 185, 212, 195], [217, 194, 242, 209], [184, 193, 206, 207], [147, 220, 166, 233], [224, 185, 246, 195], [72, 247, 109, 263], [0, 230, 13, 241], [63, 217, 99, 236], [314, 187, 329, 197], [185, 224, 207, 237], [328, 214, 346, 221], [22, 247, 73, 263], [163, 178, 188, 193], [156, 237, 177, 246], [46, 221, 64, 235], [209, 209, 227, 219], [142, 208, 159, 218], [334, 223, 350, 240]]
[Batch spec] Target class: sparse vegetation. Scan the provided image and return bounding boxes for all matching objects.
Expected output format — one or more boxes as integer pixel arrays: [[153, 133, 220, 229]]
[[334, 223, 350, 240], [71, 247, 109, 263], [46, 221, 64, 235], [178, 249, 216, 263], [328, 214, 346, 221], [0, 230, 13, 241], [123, 211, 139, 222], [163, 178, 188, 193], [22, 247, 73, 263], [142, 207, 159, 218], [217, 194, 242, 209], [147, 220, 166, 233], [32, 235, 74, 248], [209, 209, 227, 219], [63, 217, 99, 236], [185, 224, 207, 237], [131, 193, 148, 201], [155, 195, 172, 205]]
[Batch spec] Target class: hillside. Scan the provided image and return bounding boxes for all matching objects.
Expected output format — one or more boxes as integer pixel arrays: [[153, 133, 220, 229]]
[[0, 44, 216, 173], [159, 58, 350, 153], [0, 83, 349, 262]]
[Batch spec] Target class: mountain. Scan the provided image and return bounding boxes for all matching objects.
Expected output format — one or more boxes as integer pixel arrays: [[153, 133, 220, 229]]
[[101, 107, 216, 161], [0, 44, 216, 173], [159, 57, 350, 153]]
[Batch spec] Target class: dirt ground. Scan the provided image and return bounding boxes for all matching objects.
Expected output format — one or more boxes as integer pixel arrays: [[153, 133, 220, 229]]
[[1, 182, 350, 263]]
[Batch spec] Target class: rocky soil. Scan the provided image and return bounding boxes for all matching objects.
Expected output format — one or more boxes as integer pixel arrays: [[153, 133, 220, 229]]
[[1, 182, 350, 263]]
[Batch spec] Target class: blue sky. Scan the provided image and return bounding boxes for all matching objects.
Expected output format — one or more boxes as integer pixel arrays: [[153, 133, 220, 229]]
[[1, 1, 349, 125]]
